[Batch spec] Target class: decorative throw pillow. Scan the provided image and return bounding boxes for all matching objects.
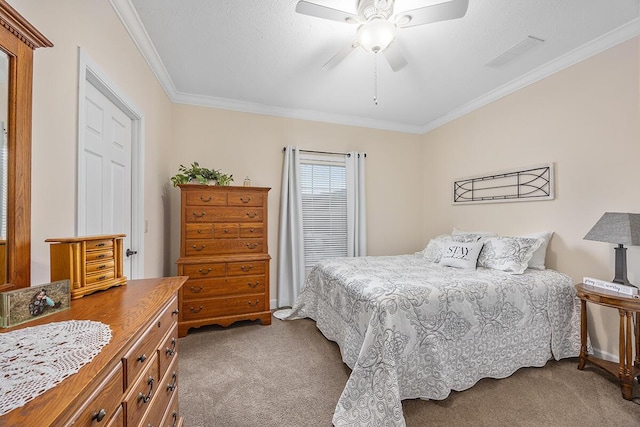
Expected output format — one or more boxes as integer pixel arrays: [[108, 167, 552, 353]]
[[439, 240, 484, 270], [423, 234, 484, 263], [477, 236, 543, 274], [519, 231, 554, 270], [451, 227, 497, 238]]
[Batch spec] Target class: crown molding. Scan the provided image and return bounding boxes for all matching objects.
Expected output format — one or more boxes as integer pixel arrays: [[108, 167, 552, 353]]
[[111, 0, 639, 135], [420, 17, 640, 133], [109, 0, 177, 98]]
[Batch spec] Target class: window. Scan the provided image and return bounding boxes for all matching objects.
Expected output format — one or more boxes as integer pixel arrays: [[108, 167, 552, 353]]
[[300, 153, 347, 271]]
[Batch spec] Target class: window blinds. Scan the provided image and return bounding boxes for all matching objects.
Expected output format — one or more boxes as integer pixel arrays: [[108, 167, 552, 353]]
[[300, 155, 347, 270]]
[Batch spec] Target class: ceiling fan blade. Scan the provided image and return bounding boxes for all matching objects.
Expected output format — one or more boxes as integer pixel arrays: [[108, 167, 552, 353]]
[[382, 40, 407, 72], [396, 0, 469, 28], [322, 42, 358, 70], [296, 1, 359, 24]]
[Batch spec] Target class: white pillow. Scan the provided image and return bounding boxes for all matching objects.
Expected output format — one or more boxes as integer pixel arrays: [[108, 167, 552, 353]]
[[423, 234, 484, 263], [451, 227, 497, 238], [520, 231, 554, 270], [439, 240, 484, 270], [477, 236, 543, 274]]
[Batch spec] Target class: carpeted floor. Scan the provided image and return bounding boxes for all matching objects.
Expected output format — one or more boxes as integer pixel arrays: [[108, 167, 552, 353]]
[[178, 315, 640, 427]]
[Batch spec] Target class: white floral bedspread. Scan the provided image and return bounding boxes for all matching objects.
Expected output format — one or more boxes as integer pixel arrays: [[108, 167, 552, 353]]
[[281, 255, 582, 427]]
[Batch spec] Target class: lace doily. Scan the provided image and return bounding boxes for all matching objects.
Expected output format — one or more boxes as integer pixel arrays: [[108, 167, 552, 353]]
[[0, 320, 112, 416]]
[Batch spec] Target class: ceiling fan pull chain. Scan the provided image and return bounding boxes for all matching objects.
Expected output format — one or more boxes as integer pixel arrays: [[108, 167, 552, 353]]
[[373, 53, 378, 106]]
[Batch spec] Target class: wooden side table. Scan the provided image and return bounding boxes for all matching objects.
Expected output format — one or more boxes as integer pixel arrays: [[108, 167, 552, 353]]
[[575, 283, 640, 399]]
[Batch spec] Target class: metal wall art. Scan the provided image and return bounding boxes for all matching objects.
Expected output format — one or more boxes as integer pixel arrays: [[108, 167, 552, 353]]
[[453, 164, 554, 204]]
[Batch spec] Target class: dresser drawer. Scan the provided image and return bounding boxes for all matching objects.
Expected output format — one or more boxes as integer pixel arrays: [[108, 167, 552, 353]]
[[86, 249, 114, 262], [86, 259, 115, 274], [239, 223, 263, 238], [86, 269, 115, 285], [158, 323, 179, 379], [105, 405, 123, 427], [124, 354, 159, 427], [123, 298, 178, 387], [181, 262, 226, 278], [227, 260, 267, 276], [68, 362, 123, 427], [185, 223, 214, 239], [182, 295, 266, 320], [185, 191, 227, 206], [186, 239, 263, 256], [213, 223, 240, 238], [182, 276, 266, 300], [86, 238, 115, 251], [143, 357, 179, 427], [227, 192, 264, 207], [161, 391, 180, 427], [186, 207, 264, 223]]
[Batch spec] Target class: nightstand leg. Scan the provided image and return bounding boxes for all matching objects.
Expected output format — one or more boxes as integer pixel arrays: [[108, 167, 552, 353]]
[[578, 299, 587, 370]]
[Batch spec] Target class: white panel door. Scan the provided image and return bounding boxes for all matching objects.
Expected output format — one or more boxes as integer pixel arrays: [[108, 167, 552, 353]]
[[80, 82, 133, 276]]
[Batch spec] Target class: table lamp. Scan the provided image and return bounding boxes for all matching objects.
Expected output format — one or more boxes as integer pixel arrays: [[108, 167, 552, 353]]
[[583, 212, 640, 288]]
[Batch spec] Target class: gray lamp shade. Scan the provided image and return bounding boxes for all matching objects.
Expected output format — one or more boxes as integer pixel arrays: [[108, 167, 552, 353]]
[[583, 212, 640, 245]]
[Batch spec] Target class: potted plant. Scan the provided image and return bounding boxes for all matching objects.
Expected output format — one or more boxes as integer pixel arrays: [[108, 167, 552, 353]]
[[170, 162, 234, 187]]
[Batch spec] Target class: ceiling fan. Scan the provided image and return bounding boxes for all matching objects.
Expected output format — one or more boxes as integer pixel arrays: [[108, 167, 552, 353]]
[[295, 0, 469, 72]]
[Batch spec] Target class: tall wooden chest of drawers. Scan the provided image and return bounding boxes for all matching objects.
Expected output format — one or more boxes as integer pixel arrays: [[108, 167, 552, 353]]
[[46, 234, 127, 299], [176, 185, 271, 337]]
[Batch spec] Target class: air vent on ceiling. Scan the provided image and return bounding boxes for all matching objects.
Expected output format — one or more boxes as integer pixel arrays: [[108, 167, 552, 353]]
[[485, 35, 545, 68]]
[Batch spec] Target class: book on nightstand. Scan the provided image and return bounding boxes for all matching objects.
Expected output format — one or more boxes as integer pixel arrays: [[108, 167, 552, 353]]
[[583, 277, 639, 297]]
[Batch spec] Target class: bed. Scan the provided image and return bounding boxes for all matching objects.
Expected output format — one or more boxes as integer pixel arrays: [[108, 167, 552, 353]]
[[278, 234, 583, 426]]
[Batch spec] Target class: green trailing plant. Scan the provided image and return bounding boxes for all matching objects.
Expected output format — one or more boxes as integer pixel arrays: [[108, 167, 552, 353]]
[[170, 162, 234, 187]]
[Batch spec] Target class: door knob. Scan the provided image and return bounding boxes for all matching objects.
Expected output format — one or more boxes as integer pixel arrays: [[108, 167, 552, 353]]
[[126, 248, 138, 257]]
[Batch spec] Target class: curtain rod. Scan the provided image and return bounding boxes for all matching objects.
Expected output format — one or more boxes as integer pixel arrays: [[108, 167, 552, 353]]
[[282, 147, 367, 157]]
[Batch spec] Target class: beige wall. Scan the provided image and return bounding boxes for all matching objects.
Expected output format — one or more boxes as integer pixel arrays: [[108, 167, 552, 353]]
[[10, 0, 637, 359], [169, 105, 425, 292], [421, 38, 640, 358], [11, 0, 174, 282]]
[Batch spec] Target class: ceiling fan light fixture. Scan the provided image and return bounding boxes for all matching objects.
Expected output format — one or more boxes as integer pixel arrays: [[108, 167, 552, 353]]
[[357, 18, 396, 53]]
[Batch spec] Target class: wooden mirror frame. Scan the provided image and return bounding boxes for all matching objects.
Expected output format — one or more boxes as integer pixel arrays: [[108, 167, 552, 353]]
[[0, 1, 52, 292]]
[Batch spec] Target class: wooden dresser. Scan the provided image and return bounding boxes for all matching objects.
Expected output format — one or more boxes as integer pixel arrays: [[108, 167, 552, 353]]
[[46, 234, 127, 299], [0, 276, 186, 427], [176, 185, 271, 337]]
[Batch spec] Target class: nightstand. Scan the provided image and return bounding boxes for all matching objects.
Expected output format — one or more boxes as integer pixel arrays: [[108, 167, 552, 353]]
[[575, 283, 640, 399]]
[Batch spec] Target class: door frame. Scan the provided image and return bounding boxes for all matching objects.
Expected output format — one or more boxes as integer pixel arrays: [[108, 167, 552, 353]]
[[77, 48, 145, 279]]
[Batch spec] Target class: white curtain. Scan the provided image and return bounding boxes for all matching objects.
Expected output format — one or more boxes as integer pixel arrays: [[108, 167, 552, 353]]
[[276, 146, 305, 308], [347, 152, 367, 257]]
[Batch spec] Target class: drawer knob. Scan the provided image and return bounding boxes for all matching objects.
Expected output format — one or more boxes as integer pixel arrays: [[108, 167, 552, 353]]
[[198, 268, 212, 275], [189, 286, 204, 293], [245, 243, 258, 249], [246, 212, 258, 218], [223, 229, 230, 233], [137, 353, 147, 363], [192, 244, 206, 251], [172, 309, 179, 316], [171, 411, 178, 427], [248, 281, 259, 288], [200, 195, 212, 202], [166, 372, 177, 392], [91, 408, 107, 422], [97, 275, 107, 281], [248, 300, 260, 307], [97, 254, 107, 259], [192, 211, 206, 218], [240, 197, 251, 203], [189, 305, 204, 313], [166, 338, 177, 356], [137, 377, 154, 403], [240, 265, 253, 272], [97, 264, 107, 269], [96, 242, 106, 247]]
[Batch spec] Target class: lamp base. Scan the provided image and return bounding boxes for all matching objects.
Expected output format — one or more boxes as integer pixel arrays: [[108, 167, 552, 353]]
[[612, 244, 636, 288]]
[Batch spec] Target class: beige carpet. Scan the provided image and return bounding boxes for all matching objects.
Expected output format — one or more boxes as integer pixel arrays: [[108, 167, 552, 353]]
[[178, 315, 640, 427]]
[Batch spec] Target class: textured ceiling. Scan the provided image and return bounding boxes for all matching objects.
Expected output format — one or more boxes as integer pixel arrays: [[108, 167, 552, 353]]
[[113, 0, 640, 133]]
